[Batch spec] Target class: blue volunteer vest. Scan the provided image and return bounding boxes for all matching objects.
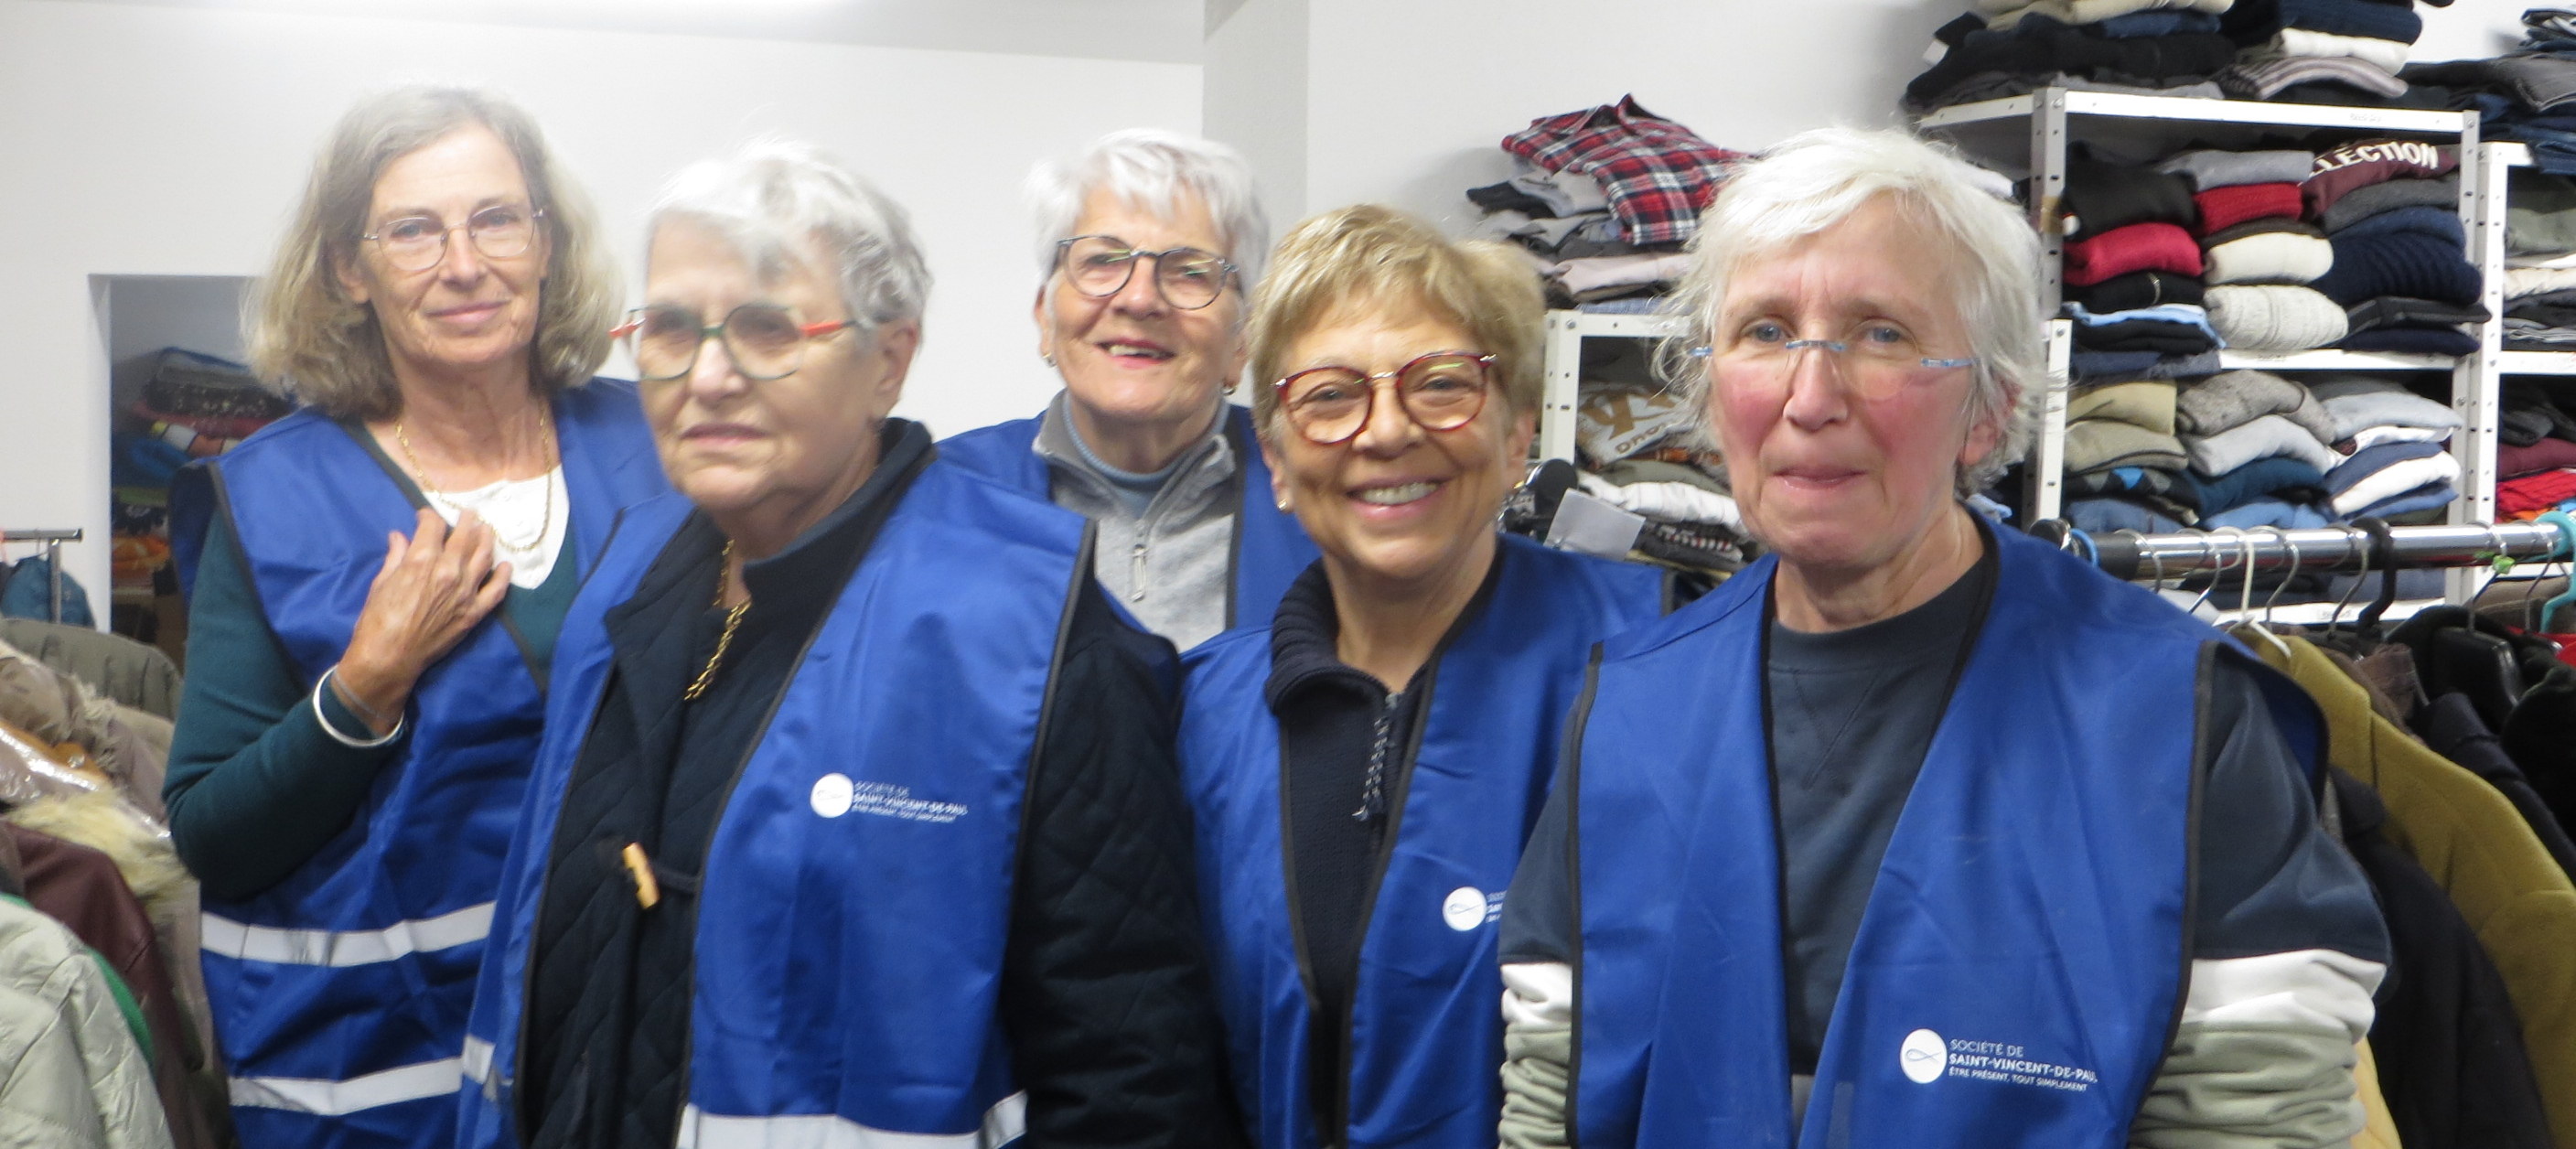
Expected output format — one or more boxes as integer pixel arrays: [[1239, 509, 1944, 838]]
[[166, 381, 664, 1149], [939, 403, 1316, 640], [1180, 536, 1663, 1149], [1568, 525, 2322, 1149], [456, 460, 1095, 1149]]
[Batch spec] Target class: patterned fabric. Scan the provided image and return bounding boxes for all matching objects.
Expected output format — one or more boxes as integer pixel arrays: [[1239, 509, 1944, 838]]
[[1501, 96, 1743, 245]]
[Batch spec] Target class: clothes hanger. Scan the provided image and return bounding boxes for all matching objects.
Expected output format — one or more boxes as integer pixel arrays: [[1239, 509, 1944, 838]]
[[2239, 528, 2298, 660], [2185, 531, 2231, 617], [2325, 524, 2370, 638], [2352, 516, 2401, 643]]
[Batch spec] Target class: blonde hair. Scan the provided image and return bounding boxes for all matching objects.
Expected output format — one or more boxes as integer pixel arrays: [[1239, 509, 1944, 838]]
[[1658, 126, 2043, 491], [1247, 204, 1544, 438], [246, 85, 619, 420]]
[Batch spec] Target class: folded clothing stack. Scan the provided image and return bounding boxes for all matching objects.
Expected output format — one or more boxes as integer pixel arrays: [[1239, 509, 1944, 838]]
[[2064, 378, 2198, 531], [2309, 374, 2463, 521], [1470, 96, 1743, 308], [2506, 167, 2576, 349], [2061, 156, 2235, 376], [2174, 368, 2344, 530], [1566, 368, 1752, 564], [2496, 384, 2576, 523], [1905, 4, 2239, 113], [2145, 144, 2347, 352], [2403, 9, 2576, 176], [2298, 140, 2482, 357], [2215, 0, 2428, 104]]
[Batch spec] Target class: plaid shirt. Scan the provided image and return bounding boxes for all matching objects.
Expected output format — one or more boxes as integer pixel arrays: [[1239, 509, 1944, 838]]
[[1501, 96, 1744, 246]]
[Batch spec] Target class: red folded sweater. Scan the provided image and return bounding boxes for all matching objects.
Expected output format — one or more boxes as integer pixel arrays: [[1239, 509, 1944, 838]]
[[2195, 183, 2303, 238], [2063, 221, 2204, 286], [2499, 467, 2576, 515]]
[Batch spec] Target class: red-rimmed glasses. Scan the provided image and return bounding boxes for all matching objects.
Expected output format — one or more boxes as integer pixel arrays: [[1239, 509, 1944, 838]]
[[612, 303, 857, 381], [1272, 350, 1497, 446]]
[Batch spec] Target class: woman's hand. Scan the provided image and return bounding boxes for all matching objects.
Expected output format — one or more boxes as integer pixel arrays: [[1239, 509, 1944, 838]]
[[331, 509, 513, 734]]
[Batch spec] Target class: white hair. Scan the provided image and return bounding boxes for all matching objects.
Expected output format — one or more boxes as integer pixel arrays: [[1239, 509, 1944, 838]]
[[648, 138, 931, 333], [1026, 128, 1270, 288], [1659, 126, 2043, 492]]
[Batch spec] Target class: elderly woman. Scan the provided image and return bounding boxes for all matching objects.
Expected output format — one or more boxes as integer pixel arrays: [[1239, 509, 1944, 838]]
[[941, 129, 1315, 650], [1176, 205, 1663, 1149], [453, 141, 1240, 1149], [164, 87, 664, 1149], [1497, 127, 2390, 1148]]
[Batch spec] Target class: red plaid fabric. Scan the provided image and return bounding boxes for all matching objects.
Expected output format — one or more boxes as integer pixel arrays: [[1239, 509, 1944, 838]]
[[1501, 96, 1744, 246]]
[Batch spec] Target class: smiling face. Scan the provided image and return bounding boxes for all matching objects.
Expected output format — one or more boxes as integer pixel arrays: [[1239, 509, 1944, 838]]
[[1262, 298, 1534, 600], [1708, 195, 1998, 580], [1036, 187, 1244, 446], [639, 219, 917, 549], [336, 124, 550, 388]]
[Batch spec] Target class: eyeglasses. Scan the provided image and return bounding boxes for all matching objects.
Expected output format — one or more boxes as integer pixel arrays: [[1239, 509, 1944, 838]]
[[1696, 321, 1978, 403], [1273, 351, 1497, 446], [360, 204, 545, 273], [610, 303, 857, 382], [1054, 235, 1237, 310]]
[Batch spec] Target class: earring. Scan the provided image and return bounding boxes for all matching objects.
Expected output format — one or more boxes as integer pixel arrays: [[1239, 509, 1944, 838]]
[[1275, 497, 1291, 511], [1042, 353, 1057, 368]]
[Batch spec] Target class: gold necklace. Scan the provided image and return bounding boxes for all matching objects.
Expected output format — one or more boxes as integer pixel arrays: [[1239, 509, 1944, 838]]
[[684, 542, 749, 702], [392, 407, 555, 553]]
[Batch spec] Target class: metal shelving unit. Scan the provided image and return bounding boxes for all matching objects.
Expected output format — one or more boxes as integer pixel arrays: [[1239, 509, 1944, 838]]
[[1537, 309, 1682, 463], [1911, 89, 2506, 605]]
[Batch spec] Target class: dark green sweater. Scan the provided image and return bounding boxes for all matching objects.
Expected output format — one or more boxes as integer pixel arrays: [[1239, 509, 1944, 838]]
[[165, 510, 574, 901]]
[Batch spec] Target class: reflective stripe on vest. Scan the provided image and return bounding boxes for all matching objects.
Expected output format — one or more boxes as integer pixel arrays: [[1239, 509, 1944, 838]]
[[676, 1093, 1026, 1149], [173, 381, 665, 1146], [1571, 525, 2323, 1147], [230, 1055, 467, 1114], [200, 902, 492, 966], [1179, 536, 1660, 1148]]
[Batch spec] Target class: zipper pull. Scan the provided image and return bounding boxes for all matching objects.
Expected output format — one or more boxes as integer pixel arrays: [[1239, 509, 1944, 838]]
[[1129, 539, 1149, 601]]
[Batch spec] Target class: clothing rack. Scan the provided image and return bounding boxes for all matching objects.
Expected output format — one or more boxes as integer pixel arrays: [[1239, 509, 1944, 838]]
[[2, 528, 82, 624], [2031, 520, 2576, 583]]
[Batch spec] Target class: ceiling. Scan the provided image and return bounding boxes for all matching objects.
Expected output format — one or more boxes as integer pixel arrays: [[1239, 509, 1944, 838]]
[[51, 0, 1208, 63]]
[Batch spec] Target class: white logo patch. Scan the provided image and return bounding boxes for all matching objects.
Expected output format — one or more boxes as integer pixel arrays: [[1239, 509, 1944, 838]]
[[1901, 1029, 1948, 1084], [1443, 886, 1493, 932], [810, 773, 855, 818]]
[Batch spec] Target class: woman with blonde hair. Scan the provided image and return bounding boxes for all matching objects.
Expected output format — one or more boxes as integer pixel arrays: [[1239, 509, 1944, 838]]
[[166, 85, 665, 1149], [1176, 204, 1664, 1148]]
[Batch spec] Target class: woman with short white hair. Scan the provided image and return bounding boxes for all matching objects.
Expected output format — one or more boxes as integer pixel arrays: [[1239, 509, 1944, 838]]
[[455, 139, 1242, 1149], [1497, 126, 2388, 1148], [941, 128, 1316, 650]]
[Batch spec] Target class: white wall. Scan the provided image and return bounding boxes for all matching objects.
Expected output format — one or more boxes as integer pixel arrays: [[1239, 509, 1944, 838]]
[[0, 0, 1199, 604]]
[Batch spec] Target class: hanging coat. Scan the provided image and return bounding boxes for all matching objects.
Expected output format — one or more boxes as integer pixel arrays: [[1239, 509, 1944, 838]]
[[1180, 536, 1662, 1148], [1569, 525, 2324, 1148], [938, 403, 1316, 639], [166, 381, 664, 1149], [456, 460, 1093, 1149]]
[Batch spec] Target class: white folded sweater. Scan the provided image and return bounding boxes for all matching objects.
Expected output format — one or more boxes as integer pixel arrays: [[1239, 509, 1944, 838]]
[[2205, 231, 2335, 285], [2186, 413, 2344, 477], [2332, 451, 2460, 516]]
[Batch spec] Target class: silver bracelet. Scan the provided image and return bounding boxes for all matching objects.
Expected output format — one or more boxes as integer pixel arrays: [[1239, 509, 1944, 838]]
[[314, 668, 403, 748]]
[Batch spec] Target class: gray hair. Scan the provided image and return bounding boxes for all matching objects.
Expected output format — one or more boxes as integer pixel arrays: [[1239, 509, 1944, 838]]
[[1658, 126, 2043, 492], [1026, 129, 1270, 287], [247, 85, 620, 420], [648, 138, 930, 334]]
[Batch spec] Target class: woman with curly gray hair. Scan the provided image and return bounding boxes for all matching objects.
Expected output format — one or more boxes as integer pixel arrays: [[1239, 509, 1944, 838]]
[[165, 85, 666, 1149], [1499, 126, 2386, 1149]]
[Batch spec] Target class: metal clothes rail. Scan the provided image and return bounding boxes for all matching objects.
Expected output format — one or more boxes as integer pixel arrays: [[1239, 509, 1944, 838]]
[[2, 528, 83, 624], [2029, 520, 2576, 584]]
